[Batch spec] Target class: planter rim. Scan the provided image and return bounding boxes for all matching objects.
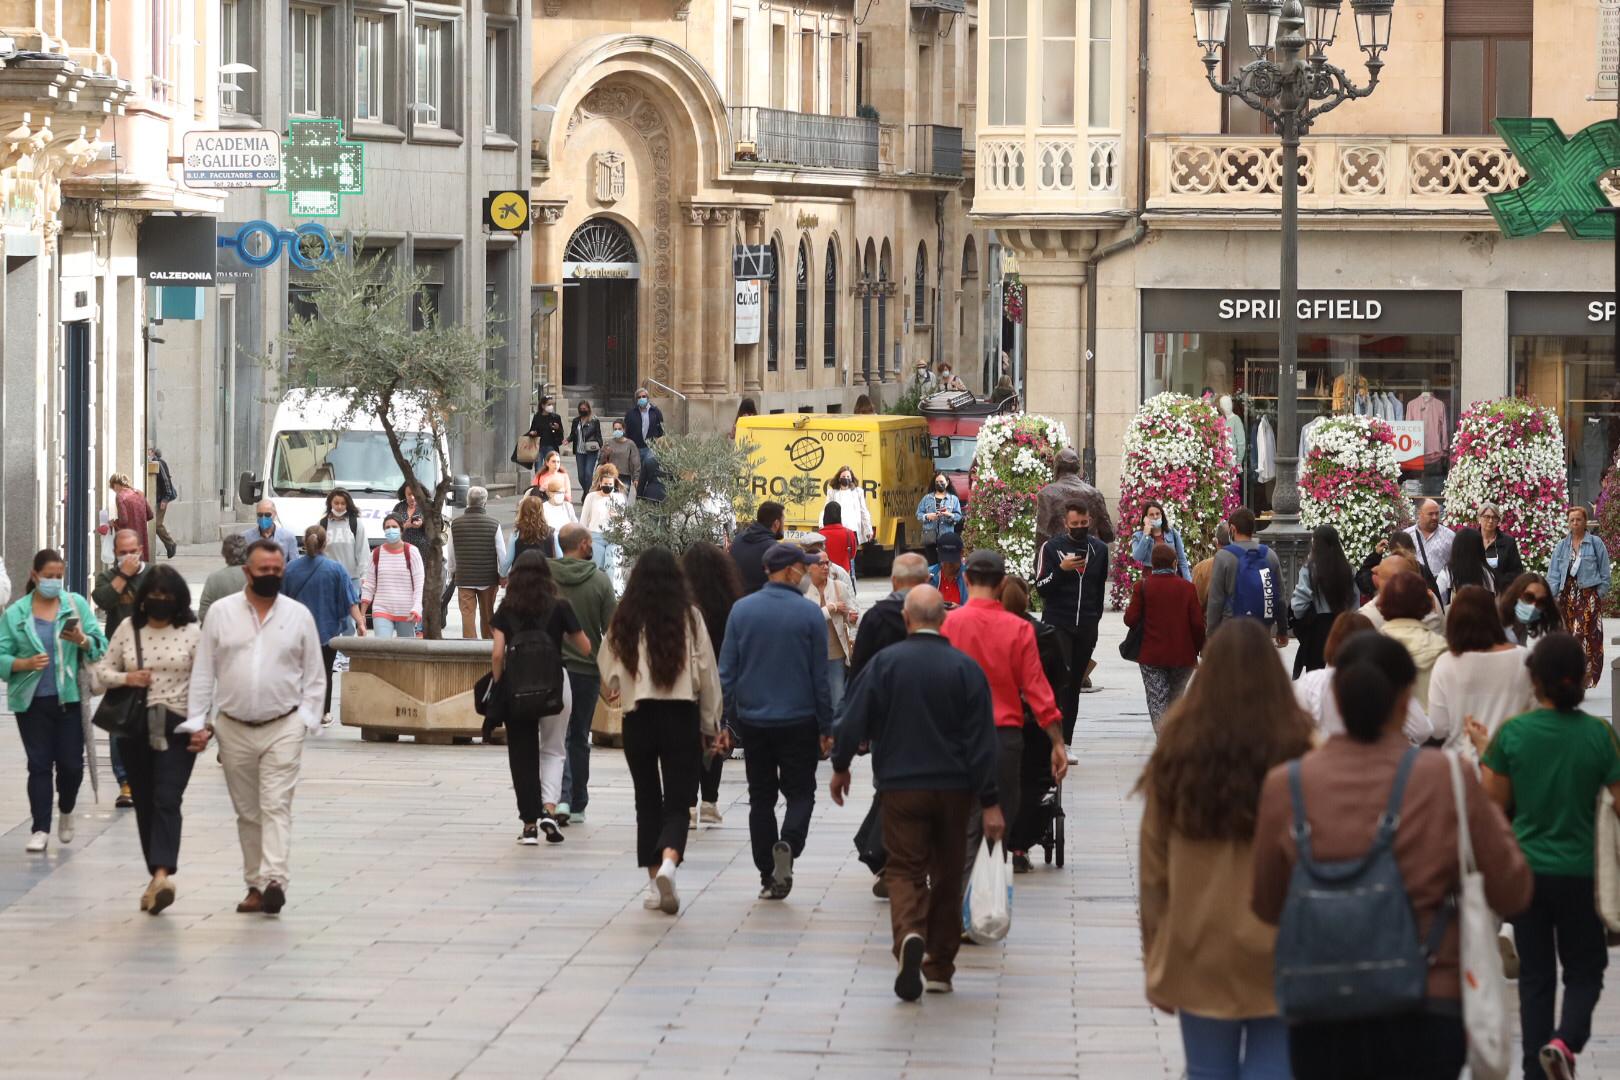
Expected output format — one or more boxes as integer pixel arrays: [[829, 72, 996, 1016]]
[[331, 636, 492, 660]]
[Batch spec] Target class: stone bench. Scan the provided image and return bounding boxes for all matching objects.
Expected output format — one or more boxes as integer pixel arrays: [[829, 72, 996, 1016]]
[[331, 636, 493, 745]]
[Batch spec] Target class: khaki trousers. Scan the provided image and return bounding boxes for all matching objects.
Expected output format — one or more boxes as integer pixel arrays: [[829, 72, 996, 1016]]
[[215, 712, 304, 889], [458, 585, 498, 639]]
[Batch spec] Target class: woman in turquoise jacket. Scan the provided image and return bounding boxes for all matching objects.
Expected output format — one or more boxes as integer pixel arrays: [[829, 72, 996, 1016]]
[[0, 549, 107, 853]]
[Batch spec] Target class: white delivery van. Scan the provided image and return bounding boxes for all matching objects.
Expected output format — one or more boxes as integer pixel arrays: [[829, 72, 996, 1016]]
[[237, 389, 463, 544]]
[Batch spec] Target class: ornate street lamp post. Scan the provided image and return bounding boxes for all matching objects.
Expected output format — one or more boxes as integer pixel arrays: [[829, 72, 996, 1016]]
[[1189, 0, 1393, 565]]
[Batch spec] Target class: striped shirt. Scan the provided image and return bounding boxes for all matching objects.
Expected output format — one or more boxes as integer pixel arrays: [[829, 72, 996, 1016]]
[[361, 544, 424, 621]]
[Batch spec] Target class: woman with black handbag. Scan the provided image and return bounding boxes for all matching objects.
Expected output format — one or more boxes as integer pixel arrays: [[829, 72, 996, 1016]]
[[93, 565, 206, 915], [568, 400, 603, 492], [0, 549, 105, 855], [1123, 544, 1206, 734], [1290, 525, 1358, 677]]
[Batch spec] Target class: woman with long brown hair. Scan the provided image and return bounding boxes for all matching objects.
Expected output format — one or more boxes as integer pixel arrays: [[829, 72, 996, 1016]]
[[680, 542, 744, 826], [1500, 571, 1563, 646], [1137, 618, 1312, 1078], [509, 494, 556, 564], [598, 547, 722, 915]]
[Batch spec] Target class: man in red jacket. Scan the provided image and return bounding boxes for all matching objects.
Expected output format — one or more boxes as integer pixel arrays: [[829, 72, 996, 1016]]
[[942, 548, 1068, 889]]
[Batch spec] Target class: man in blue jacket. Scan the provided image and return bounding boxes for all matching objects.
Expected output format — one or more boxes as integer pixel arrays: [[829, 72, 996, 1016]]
[[830, 585, 1002, 1001], [721, 543, 834, 899]]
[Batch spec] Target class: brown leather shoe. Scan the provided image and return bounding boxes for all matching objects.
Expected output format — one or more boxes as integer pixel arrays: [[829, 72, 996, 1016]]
[[261, 881, 286, 915], [235, 888, 263, 913]]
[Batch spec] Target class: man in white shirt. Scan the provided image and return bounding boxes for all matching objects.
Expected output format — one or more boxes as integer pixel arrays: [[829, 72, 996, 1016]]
[[1405, 498, 1456, 586], [181, 539, 325, 915]]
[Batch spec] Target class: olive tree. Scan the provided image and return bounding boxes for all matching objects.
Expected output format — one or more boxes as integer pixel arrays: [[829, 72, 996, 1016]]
[[605, 433, 760, 561], [273, 251, 506, 638]]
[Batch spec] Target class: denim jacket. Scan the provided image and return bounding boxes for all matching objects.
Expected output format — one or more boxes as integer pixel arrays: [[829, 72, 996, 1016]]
[[1547, 533, 1611, 599], [1129, 529, 1191, 580], [915, 492, 963, 545]]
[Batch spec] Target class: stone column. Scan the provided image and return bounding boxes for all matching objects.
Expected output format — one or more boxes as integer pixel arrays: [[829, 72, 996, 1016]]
[[679, 204, 707, 396], [741, 209, 764, 395], [1006, 227, 1098, 485], [704, 207, 734, 395], [533, 201, 568, 393]]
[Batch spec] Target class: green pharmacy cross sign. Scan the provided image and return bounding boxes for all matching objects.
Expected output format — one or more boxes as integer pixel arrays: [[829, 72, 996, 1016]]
[[270, 118, 364, 217], [1487, 117, 1620, 241]]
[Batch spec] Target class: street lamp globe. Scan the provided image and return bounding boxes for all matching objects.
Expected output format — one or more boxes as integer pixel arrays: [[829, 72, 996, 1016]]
[[1191, 0, 1232, 58], [1300, 0, 1342, 55], [1350, 0, 1394, 60], [1240, 0, 1283, 56]]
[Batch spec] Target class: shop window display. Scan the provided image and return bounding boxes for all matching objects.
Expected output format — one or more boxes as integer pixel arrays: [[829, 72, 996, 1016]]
[[1143, 332, 1460, 514], [1512, 334, 1620, 510]]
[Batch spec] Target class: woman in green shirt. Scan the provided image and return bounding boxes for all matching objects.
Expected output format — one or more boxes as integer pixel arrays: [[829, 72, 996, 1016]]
[[1474, 632, 1620, 1080]]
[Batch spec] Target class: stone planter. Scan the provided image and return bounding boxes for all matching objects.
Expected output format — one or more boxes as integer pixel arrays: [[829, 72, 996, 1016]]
[[331, 636, 493, 744]]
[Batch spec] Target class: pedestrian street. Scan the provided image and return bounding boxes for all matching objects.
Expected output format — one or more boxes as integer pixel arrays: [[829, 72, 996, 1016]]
[[0, 559, 1617, 1079]]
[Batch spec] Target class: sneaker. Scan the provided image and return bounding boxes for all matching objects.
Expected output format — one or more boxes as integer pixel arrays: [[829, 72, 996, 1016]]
[[1498, 924, 1520, 980], [24, 832, 47, 853], [1540, 1039, 1577, 1080], [894, 933, 925, 1002], [654, 859, 680, 915], [872, 876, 890, 899], [643, 884, 662, 910], [758, 884, 777, 900], [1012, 851, 1032, 874], [924, 979, 954, 994], [771, 840, 793, 896], [569, 810, 585, 824], [58, 812, 74, 845], [261, 881, 286, 915], [519, 824, 539, 846], [115, 783, 134, 809], [320, 713, 336, 728], [700, 802, 723, 825], [555, 803, 571, 827], [1066, 751, 1080, 765], [539, 818, 564, 844]]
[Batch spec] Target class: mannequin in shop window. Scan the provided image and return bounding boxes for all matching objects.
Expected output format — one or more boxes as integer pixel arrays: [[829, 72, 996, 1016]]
[[1219, 395, 1246, 475]]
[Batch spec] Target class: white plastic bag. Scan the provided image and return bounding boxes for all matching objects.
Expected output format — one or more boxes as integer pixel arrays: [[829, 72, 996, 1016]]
[[962, 838, 1013, 944], [1596, 788, 1620, 933], [1448, 752, 1510, 1080]]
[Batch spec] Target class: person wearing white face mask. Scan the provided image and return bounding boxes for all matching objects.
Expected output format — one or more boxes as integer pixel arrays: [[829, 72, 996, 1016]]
[[361, 513, 424, 639], [1128, 501, 1191, 581], [541, 476, 579, 552]]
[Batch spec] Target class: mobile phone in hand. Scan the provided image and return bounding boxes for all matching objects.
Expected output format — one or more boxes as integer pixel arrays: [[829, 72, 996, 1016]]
[[61, 615, 80, 636]]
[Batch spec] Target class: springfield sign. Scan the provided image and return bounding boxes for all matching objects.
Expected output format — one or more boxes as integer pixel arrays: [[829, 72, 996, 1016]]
[[182, 131, 282, 189]]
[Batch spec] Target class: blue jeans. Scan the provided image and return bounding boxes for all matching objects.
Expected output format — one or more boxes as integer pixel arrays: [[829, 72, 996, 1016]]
[[589, 532, 615, 574], [826, 659, 847, 714], [1178, 1013, 1291, 1080], [576, 451, 599, 490], [371, 616, 415, 639], [16, 698, 84, 833], [109, 730, 128, 784], [559, 669, 598, 813]]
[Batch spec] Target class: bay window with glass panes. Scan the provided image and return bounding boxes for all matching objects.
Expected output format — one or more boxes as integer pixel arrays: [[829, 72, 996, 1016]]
[[413, 14, 457, 134]]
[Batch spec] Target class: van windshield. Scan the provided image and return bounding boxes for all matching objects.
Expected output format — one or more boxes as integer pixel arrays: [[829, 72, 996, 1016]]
[[934, 436, 978, 473], [270, 429, 440, 497]]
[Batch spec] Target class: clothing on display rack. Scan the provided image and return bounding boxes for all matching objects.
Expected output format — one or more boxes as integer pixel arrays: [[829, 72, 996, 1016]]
[[1331, 375, 1370, 415], [1406, 392, 1449, 466], [1255, 415, 1277, 484], [1298, 415, 1327, 462], [1579, 417, 1610, 504]]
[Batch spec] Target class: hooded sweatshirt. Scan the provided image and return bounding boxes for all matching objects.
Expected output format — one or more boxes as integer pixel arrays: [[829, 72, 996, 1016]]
[[550, 556, 617, 677], [729, 522, 780, 594]]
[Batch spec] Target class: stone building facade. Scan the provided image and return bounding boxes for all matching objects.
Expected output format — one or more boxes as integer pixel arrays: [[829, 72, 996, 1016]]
[[532, 0, 991, 430], [974, 0, 1619, 515]]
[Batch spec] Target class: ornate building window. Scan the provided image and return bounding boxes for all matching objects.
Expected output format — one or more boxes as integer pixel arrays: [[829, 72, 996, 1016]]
[[767, 238, 781, 372], [988, 0, 1027, 126], [878, 241, 891, 380], [1042, 0, 1075, 127], [795, 239, 810, 371], [824, 240, 838, 369], [1444, 0, 1531, 136], [861, 242, 874, 383], [1089, 0, 1112, 128], [914, 242, 928, 327]]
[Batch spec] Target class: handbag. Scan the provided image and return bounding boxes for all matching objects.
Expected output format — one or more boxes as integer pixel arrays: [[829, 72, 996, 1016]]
[[92, 625, 149, 740], [1448, 752, 1511, 1080], [1596, 788, 1620, 933], [1119, 579, 1147, 662], [513, 434, 540, 466]]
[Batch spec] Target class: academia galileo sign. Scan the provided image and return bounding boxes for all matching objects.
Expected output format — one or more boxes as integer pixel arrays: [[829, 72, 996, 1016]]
[[182, 131, 282, 189]]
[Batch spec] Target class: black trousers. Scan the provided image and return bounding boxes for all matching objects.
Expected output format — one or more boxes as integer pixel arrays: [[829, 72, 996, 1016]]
[[505, 712, 543, 825], [117, 715, 198, 875], [320, 644, 337, 716], [621, 700, 702, 867], [1045, 617, 1100, 745], [737, 720, 820, 885], [1289, 1012, 1466, 1079], [692, 750, 723, 807], [1513, 872, 1609, 1076]]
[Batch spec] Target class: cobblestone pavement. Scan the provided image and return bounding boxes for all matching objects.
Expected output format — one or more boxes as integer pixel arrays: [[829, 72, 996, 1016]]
[[2, 557, 1618, 1078]]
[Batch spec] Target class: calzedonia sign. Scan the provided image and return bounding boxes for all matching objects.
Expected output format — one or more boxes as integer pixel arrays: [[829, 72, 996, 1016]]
[[1142, 290, 1461, 335]]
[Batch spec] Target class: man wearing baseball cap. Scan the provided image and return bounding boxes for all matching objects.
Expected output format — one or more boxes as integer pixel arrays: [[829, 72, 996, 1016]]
[[928, 532, 968, 607], [720, 542, 835, 899], [943, 549, 1068, 890]]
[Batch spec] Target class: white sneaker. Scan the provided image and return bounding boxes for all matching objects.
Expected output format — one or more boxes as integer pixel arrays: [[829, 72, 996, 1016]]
[[642, 883, 661, 910], [655, 859, 680, 914], [58, 812, 74, 844], [25, 832, 47, 853], [699, 802, 723, 825]]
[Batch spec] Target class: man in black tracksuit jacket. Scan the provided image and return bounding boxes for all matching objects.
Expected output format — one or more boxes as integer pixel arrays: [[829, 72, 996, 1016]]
[[1034, 501, 1110, 747], [730, 501, 785, 594], [830, 585, 1001, 999]]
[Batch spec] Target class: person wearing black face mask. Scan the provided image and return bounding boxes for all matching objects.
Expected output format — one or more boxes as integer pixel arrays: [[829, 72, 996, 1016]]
[[178, 539, 325, 916], [1035, 503, 1110, 746], [92, 565, 207, 916], [568, 400, 603, 490], [526, 396, 567, 461], [915, 473, 963, 565]]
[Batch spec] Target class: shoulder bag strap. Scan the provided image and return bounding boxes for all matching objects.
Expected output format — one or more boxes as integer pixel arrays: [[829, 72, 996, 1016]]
[[1376, 745, 1423, 848], [1287, 759, 1315, 866], [133, 622, 143, 671]]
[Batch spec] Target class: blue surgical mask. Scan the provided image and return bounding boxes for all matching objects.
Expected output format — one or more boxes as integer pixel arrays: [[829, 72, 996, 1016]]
[[613, 429, 625, 440], [35, 578, 62, 599], [257, 514, 274, 530], [384, 527, 402, 544], [1514, 600, 1541, 625], [637, 397, 649, 408]]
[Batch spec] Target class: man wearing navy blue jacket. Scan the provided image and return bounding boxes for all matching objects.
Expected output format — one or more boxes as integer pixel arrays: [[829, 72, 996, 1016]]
[[830, 586, 1002, 1000], [720, 543, 834, 899]]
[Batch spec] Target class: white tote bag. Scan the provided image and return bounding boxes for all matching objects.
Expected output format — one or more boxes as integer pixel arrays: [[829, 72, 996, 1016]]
[[1596, 788, 1620, 933], [1448, 752, 1510, 1080], [962, 838, 1013, 945]]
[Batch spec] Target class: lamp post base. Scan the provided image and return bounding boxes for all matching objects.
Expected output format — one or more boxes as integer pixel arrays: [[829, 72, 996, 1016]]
[[1262, 455, 1312, 608]]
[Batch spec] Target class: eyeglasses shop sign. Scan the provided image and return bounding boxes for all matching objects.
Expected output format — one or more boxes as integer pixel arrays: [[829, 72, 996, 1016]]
[[181, 130, 282, 189]]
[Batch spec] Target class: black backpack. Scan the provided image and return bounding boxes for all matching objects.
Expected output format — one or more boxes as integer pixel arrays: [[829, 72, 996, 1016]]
[[501, 622, 565, 716]]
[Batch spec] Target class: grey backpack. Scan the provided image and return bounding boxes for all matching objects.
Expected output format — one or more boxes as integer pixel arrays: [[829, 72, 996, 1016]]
[[1274, 746, 1451, 1022]]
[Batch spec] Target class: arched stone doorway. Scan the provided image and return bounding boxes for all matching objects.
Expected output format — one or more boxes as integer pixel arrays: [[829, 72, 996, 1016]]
[[562, 218, 640, 407]]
